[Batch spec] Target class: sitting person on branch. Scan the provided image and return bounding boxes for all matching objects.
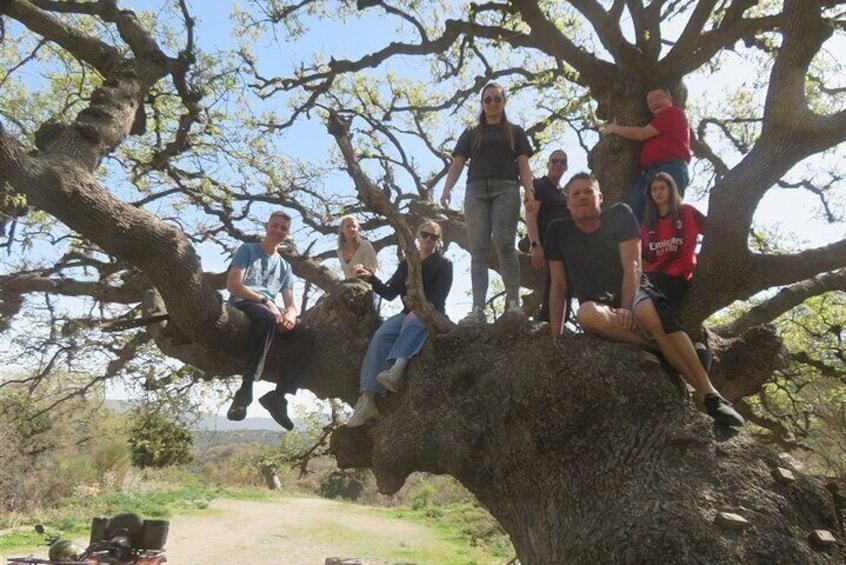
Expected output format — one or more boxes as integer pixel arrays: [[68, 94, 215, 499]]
[[544, 173, 743, 427], [641, 172, 706, 308], [337, 214, 378, 280], [603, 86, 691, 222], [226, 211, 315, 430], [347, 220, 453, 427]]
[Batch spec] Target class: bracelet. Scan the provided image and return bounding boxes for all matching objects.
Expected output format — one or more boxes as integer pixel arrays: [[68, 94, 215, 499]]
[[530, 241, 540, 249]]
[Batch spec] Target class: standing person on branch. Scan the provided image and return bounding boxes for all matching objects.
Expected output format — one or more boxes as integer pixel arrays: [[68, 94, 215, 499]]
[[225, 211, 315, 430], [526, 149, 570, 322], [440, 82, 535, 324], [603, 86, 691, 222]]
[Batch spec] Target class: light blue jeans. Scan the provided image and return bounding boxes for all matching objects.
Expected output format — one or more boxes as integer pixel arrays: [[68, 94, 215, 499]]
[[628, 159, 689, 223], [464, 178, 521, 307], [360, 312, 429, 394]]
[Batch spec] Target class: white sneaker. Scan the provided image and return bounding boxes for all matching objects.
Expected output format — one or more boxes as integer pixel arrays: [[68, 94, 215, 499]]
[[377, 364, 406, 392], [346, 394, 379, 427], [505, 300, 523, 315], [458, 307, 486, 325]]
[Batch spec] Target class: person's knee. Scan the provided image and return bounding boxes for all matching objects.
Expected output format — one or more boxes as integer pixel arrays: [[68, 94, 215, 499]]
[[576, 305, 604, 333]]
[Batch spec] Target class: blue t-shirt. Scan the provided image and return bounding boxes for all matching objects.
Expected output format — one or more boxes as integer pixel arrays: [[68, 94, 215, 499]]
[[227, 242, 293, 304]]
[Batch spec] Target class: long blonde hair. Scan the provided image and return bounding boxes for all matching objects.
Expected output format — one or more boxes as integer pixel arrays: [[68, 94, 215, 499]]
[[337, 215, 362, 249]]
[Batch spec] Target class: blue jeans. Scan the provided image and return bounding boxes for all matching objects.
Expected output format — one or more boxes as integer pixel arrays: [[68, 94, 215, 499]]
[[360, 312, 429, 394], [464, 178, 521, 307], [628, 159, 689, 223]]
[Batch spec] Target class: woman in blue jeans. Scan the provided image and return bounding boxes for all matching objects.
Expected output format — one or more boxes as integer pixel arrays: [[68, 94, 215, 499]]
[[346, 220, 453, 427], [440, 82, 535, 324]]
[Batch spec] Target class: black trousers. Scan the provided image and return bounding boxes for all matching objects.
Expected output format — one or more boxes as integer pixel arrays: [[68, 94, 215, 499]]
[[234, 301, 315, 394]]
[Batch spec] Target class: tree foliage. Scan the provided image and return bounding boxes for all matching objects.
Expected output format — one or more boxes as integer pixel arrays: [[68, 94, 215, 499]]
[[127, 409, 193, 469], [1, 1, 845, 560]]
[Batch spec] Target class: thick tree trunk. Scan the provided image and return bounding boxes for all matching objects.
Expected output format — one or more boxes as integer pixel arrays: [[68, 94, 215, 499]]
[[327, 310, 843, 563]]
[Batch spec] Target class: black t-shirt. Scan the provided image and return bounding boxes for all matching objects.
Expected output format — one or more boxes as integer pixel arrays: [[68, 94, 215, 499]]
[[453, 123, 533, 182], [370, 252, 454, 315], [544, 203, 643, 307], [533, 176, 570, 242]]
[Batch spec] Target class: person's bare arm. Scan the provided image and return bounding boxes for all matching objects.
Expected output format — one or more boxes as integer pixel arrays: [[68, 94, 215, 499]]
[[617, 238, 642, 331], [227, 267, 281, 317], [517, 154, 535, 205], [549, 260, 568, 336], [603, 120, 660, 141], [526, 198, 544, 270], [277, 288, 297, 332], [440, 155, 467, 208]]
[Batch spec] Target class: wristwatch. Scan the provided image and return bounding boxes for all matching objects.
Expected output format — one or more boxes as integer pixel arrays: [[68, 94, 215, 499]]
[[530, 241, 540, 249], [259, 297, 269, 305]]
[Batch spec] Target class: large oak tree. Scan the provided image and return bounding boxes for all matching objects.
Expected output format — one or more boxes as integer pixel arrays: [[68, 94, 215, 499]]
[[1, 1, 844, 561]]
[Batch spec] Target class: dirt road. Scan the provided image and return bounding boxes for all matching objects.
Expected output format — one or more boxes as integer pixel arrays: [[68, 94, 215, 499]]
[[165, 496, 494, 565]]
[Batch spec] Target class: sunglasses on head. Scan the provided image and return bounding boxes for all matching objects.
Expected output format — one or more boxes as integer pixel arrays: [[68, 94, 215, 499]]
[[483, 95, 503, 104], [549, 158, 566, 165], [419, 231, 440, 241]]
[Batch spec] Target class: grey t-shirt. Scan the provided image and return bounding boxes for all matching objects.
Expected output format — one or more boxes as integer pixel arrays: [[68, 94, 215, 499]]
[[453, 123, 533, 182]]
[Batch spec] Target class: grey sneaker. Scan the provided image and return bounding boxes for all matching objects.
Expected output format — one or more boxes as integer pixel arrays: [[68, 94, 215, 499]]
[[458, 307, 486, 325], [377, 364, 406, 392], [347, 394, 379, 427]]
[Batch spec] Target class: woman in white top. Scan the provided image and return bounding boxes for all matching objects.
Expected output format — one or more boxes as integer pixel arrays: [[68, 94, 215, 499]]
[[337, 215, 378, 279]]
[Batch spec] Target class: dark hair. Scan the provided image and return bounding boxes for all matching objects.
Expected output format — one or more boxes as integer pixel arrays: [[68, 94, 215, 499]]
[[472, 82, 515, 154], [268, 211, 292, 223], [563, 172, 598, 195], [643, 172, 683, 262], [646, 85, 673, 99], [548, 150, 567, 165]]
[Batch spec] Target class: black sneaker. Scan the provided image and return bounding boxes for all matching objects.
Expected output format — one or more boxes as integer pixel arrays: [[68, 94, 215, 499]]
[[226, 387, 252, 421], [259, 391, 294, 430], [704, 394, 745, 427], [694, 342, 712, 373]]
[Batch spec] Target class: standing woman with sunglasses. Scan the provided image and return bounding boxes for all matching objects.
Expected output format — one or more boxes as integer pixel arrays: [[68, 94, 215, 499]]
[[346, 220, 453, 427], [440, 82, 535, 324]]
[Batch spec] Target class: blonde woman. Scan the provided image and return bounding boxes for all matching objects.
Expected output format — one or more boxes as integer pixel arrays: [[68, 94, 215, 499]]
[[337, 215, 378, 280], [346, 220, 453, 427]]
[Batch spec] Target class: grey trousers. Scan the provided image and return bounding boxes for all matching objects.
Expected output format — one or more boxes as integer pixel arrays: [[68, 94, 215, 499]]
[[464, 178, 521, 307]]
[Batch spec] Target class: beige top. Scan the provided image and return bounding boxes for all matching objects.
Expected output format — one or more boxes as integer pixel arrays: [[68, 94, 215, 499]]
[[337, 238, 378, 279]]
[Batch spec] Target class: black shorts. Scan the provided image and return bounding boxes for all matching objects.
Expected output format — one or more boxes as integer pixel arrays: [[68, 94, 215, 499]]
[[633, 285, 683, 336]]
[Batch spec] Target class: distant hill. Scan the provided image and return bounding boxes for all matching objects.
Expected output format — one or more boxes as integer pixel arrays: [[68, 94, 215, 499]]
[[105, 398, 287, 432], [194, 413, 282, 432]]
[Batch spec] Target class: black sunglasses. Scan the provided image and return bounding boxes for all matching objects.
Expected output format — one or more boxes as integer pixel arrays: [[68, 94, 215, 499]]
[[419, 231, 440, 241], [549, 158, 567, 165], [483, 96, 503, 104]]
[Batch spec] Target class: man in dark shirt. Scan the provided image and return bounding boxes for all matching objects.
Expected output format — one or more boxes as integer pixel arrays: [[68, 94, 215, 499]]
[[526, 149, 570, 322], [544, 173, 744, 427]]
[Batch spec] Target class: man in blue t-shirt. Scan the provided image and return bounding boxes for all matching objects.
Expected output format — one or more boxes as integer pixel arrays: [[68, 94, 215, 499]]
[[226, 211, 315, 430], [544, 173, 743, 427]]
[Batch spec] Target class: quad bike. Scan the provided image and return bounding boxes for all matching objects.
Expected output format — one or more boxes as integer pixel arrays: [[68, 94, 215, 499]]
[[7, 513, 168, 565]]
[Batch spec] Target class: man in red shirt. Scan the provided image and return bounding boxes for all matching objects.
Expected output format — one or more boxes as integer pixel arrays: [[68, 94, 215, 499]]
[[603, 86, 691, 222]]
